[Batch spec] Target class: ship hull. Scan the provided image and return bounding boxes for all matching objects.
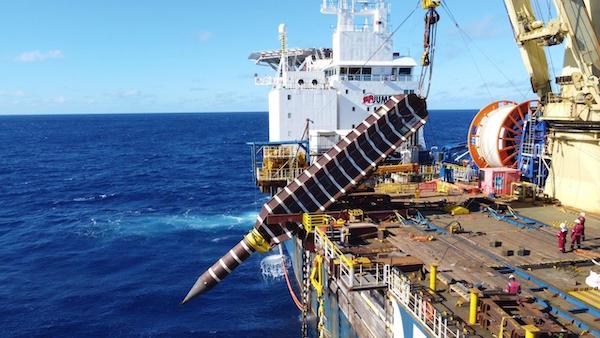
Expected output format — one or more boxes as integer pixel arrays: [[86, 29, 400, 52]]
[[283, 238, 432, 338]]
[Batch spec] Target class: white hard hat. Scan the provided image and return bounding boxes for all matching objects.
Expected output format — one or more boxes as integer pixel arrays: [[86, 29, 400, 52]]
[[579, 212, 585, 217], [575, 219, 581, 224], [560, 223, 567, 231], [509, 274, 515, 279]]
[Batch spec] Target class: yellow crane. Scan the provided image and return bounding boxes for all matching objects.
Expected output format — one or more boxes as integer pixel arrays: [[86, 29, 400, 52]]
[[437, 0, 599, 212], [503, 0, 600, 212]]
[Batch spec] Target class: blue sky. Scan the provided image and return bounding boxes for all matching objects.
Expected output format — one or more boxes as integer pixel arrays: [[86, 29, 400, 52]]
[[0, 0, 562, 114]]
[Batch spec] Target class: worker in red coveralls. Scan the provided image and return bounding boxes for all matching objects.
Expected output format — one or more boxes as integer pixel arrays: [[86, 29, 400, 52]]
[[505, 274, 521, 295], [557, 222, 568, 253], [571, 219, 584, 250], [578, 212, 586, 241]]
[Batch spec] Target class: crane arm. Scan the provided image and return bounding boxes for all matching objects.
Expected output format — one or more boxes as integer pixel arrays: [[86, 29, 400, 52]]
[[504, 0, 555, 97]]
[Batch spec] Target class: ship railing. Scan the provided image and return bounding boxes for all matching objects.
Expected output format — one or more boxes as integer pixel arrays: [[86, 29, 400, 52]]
[[262, 145, 301, 159], [314, 226, 389, 290], [315, 226, 356, 288], [353, 262, 389, 289], [255, 76, 332, 89], [338, 74, 413, 82], [322, 0, 384, 14], [254, 76, 280, 86], [388, 270, 462, 338], [443, 163, 476, 182], [419, 164, 440, 175], [256, 167, 304, 182], [374, 182, 419, 195]]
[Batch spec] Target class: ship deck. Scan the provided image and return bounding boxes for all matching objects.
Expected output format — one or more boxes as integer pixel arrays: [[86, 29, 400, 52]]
[[332, 197, 600, 337]]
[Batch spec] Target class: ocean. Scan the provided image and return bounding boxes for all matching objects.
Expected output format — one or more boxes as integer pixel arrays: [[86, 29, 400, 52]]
[[0, 110, 475, 337]]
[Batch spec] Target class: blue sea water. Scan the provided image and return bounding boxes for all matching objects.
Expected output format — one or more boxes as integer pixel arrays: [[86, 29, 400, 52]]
[[0, 109, 475, 337]]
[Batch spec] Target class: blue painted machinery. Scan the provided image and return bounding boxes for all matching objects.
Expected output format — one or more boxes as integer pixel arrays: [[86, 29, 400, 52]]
[[433, 143, 477, 183], [517, 111, 550, 187]]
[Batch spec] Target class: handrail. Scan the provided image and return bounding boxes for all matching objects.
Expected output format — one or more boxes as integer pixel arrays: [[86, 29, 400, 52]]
[[302, 214, 331, 233], [338, 74, 413, 82], [263, 145, 302, 158], [315, 227, 354, 268], [388, 270, 462, 338], [257, 168, 305, 182], [314, 226, 389, 289]]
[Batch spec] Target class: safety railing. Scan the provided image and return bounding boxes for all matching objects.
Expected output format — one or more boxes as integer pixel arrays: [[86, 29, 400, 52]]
[[315, 226, 355, 287], [263, 145, 301, 159], [338, 74, 413, 82], [314, 226, 389, 290], [255, 76, 332, 90], [419, 164, 437, 174], [374, 182, 419, 195], [302, 213, 330, 233], [388, 270, 462, 338], [257, 167, 304, 182], [442, 164, 476, 182], [321, 0, 383, 13], [254, 76, 280, 86], [354, 262, 389, 289]]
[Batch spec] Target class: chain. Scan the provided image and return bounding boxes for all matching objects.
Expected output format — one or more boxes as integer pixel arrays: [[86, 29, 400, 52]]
[[301, 250, 311, 338], [317, 296, 326, 338]]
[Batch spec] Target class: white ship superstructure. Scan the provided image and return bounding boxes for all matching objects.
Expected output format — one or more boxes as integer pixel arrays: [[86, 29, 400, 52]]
[[251, 0, 423, 158]]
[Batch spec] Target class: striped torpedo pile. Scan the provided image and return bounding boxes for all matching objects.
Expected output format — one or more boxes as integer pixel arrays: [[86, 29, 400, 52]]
[[182, 94, 428, 304]]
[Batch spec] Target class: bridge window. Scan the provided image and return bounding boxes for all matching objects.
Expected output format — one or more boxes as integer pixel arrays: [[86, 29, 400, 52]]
[[398, 67, 411, 75]]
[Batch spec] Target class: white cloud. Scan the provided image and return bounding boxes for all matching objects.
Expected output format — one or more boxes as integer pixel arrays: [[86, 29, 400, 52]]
[[107, 89, 156, 102], [0, 90, 25, 97], [16, 49, 64, 63], [54, 96, 66, 104], [197, 31, 214, 42]]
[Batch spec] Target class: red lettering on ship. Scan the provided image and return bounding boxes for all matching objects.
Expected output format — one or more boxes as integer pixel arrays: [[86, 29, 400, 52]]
[[362, 95, 374, 105]]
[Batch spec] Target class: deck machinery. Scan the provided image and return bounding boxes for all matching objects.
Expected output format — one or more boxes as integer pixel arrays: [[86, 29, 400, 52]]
[[180, 1, 600, 337]]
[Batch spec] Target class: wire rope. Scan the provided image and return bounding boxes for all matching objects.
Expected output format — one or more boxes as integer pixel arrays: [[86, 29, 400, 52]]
[[441, 2, 528, 100]]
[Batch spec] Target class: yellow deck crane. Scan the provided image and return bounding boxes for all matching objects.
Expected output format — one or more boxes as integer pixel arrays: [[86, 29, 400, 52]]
[[503, 0, 600, 212], [434, 0, 599, 211]]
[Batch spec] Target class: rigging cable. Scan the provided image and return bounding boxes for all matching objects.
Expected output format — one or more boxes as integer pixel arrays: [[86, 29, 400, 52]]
[[535, 0, 558, 90], [533, 0, 558, 93], [441, 2, 528, 101], [418, 6, 440, 98]]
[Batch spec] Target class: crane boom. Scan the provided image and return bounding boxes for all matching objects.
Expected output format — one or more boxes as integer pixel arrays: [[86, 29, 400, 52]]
[[503, 0, 600, 213], [504, 0, 554, 97], [504, 0, 600, 121]]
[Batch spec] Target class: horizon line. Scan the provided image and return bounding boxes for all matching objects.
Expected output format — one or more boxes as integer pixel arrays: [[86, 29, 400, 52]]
[[0, 108, 479, 116]]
